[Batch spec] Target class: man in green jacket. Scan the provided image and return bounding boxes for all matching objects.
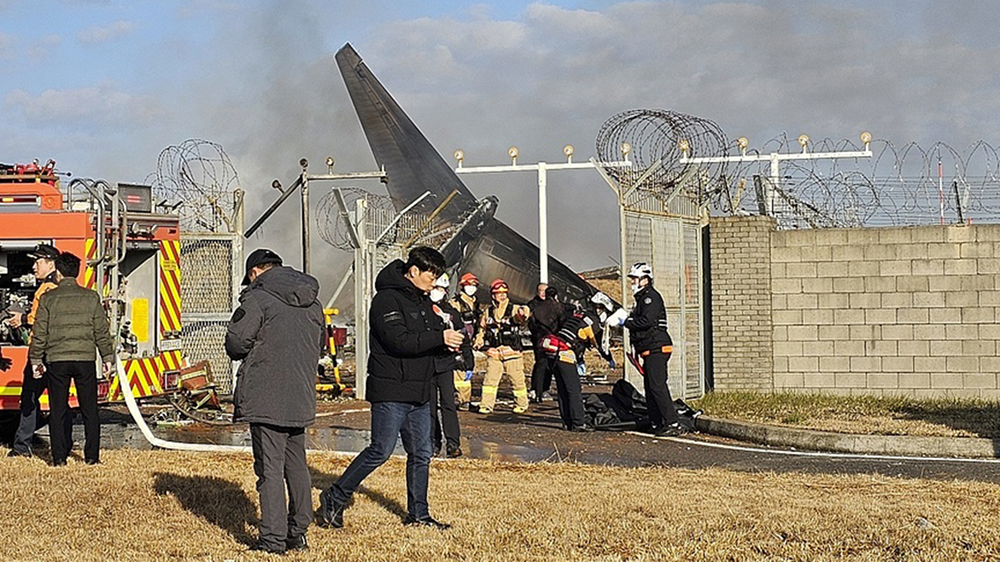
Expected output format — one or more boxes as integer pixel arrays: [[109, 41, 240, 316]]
[[29, 252, 114, 466]]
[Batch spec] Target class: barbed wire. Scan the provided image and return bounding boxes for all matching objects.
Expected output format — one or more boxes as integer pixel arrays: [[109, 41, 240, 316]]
[[596, 109, 731, 205], [596, 109, 1000, 228], [150, 139, 241, 233], [317, 188, 452, 251]]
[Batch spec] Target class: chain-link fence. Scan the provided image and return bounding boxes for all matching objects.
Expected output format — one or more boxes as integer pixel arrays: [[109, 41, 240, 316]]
[[180, 234, 241, 394], [623, 210, 704, 400], [351, 196, 433, 399]]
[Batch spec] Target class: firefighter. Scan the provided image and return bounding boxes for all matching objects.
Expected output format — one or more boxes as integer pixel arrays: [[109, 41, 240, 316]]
[[429, 274, 463, 458], [473, 279, 530, 414], [451, 272, 480, 409], [622, 263, 686, 437], [8, 243, 69, 458]]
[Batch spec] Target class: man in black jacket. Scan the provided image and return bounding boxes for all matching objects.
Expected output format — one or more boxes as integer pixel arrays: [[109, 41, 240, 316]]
[[623, 262, 686, 437], [429, 273, 464, 458], [534, 287, 594, 432], [526, 282, 551, 403], [225, 249, 324, 554], [320, 247, 462, 530]]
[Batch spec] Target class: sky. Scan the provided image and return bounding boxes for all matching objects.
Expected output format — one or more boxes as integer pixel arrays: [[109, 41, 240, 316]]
[[4, 0, 1000, 304]]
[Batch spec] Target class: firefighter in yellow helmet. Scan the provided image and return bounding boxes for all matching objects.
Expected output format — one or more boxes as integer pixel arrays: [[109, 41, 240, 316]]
[[473, 279, 530, 414]]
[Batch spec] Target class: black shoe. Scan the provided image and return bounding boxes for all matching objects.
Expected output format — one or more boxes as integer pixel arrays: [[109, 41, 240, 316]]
[[285, 534, 308, 551], [404, 515, 451, 530], [7, 449, 31, 458], [318, 488, 346, 528], [85, 458, 99, 465], [250, 541, 285, 554], [52, 460, 67, 467], [655, 422, 689, 437], [446, 447, 463, 458], [570, 424, 596, 433]]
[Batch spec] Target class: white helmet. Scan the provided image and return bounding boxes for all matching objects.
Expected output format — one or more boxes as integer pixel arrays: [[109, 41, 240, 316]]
[[434, 273, 450, 289], [627, 262, 652, 280], [590, 291, 614, 310]]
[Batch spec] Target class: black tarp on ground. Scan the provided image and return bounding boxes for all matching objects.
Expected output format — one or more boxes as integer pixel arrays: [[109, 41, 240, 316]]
[[583, 379, 701, 431]]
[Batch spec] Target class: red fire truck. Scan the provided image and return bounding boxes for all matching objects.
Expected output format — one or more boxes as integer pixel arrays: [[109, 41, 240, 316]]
[[0, 160, 186, 411]]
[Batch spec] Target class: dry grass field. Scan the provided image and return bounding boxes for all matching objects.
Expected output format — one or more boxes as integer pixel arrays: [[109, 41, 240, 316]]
[[694, 391, 1000, 439], [1, 448, 999, 561]]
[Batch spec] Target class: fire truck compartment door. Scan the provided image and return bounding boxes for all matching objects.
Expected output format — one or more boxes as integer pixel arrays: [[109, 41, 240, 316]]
[[120, 248, 159, 354]]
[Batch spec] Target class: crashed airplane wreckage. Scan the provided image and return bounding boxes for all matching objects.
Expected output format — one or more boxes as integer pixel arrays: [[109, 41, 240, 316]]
[[334, 43, 602, 305]]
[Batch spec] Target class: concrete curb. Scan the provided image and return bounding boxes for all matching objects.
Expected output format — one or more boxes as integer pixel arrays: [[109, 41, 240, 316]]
[[694, 415, 1000, 459]]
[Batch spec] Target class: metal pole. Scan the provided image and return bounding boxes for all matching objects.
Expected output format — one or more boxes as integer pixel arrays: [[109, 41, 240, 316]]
[[301, 172, 310, 273], [354, 198, 368, 400], [325, 264, 354, 310], [768, 153, 780, 218], [538, 162, 548, 284], [619, 172, 640, 388]]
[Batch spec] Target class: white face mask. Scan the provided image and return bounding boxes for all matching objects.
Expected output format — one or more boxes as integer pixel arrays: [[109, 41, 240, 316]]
[[463, 285, 477, 296], [631, 280, 643, 295], [430, 288, 446, 303]]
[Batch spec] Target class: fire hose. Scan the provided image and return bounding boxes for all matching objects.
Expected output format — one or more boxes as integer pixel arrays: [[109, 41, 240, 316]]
[[115, 358, 355, 456]]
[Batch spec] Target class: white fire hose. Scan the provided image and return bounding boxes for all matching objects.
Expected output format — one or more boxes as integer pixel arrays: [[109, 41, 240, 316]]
[[115, 358, 355, 456], [116, 358, 250, 452]]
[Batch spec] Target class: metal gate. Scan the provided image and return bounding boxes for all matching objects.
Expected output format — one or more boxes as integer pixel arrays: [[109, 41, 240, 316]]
[[179, 233, 242, 394], [620, 188, 705, 400], [351, 196, 433, 400]]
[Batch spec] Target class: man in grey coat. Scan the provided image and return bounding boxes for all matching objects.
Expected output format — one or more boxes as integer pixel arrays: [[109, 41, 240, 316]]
[[225, 249, 324, 554]]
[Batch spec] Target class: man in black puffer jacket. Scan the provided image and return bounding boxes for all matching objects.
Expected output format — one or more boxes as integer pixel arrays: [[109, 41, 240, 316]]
[[225, 249, 324, 554], [320, 246, 463, 531]]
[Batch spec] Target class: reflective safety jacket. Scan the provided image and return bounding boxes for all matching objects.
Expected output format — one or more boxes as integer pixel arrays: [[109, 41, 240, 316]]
[[479, 300, 524, 351], [452, 293, 480, 340]]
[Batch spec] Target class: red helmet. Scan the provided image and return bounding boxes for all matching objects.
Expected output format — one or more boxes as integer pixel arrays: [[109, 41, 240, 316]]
[[459, 272, 479, 286], [490, 279, 509, 293]]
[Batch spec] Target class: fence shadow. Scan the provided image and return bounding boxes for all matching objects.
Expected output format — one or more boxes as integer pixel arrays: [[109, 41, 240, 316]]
[[153, 472, 257, 545]]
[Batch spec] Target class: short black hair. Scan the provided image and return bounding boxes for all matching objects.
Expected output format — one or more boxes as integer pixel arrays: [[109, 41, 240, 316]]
[[405, 246, 446, 276], [544, 286, 559, 300], [55, 251, 81, 278]]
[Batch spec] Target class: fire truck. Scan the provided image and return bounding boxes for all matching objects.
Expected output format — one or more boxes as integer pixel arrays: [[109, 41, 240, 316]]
[[0, 159, 189, 412]]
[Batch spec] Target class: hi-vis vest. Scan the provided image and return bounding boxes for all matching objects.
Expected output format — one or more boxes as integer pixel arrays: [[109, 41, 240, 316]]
[[482, 301, 521, 350]]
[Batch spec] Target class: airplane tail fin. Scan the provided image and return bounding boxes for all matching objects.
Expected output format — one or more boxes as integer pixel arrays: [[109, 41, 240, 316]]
[[335, 43, 476, 222]]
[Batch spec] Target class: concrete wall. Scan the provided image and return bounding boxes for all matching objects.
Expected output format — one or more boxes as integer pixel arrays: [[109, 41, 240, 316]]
[[710, 218, 1000, 398]]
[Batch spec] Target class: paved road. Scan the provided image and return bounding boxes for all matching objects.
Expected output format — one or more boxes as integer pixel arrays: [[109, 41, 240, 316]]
[[57, 401, 1000, 484]]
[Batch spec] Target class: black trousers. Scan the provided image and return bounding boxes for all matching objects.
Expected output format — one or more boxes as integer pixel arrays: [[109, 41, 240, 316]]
[[250, 423, 311, 549], [549, 356, 586, 429], [530, 347, 552, 398], [47, 361, 100, 464], [431, 371, 460, 452], [12, 361, 72, 455], [641, 351, 679, 427]]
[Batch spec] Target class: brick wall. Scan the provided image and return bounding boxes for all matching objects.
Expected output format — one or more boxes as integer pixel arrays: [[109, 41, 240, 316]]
[[711, 218, 1000, 398], [709, 216, 774, 389]]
